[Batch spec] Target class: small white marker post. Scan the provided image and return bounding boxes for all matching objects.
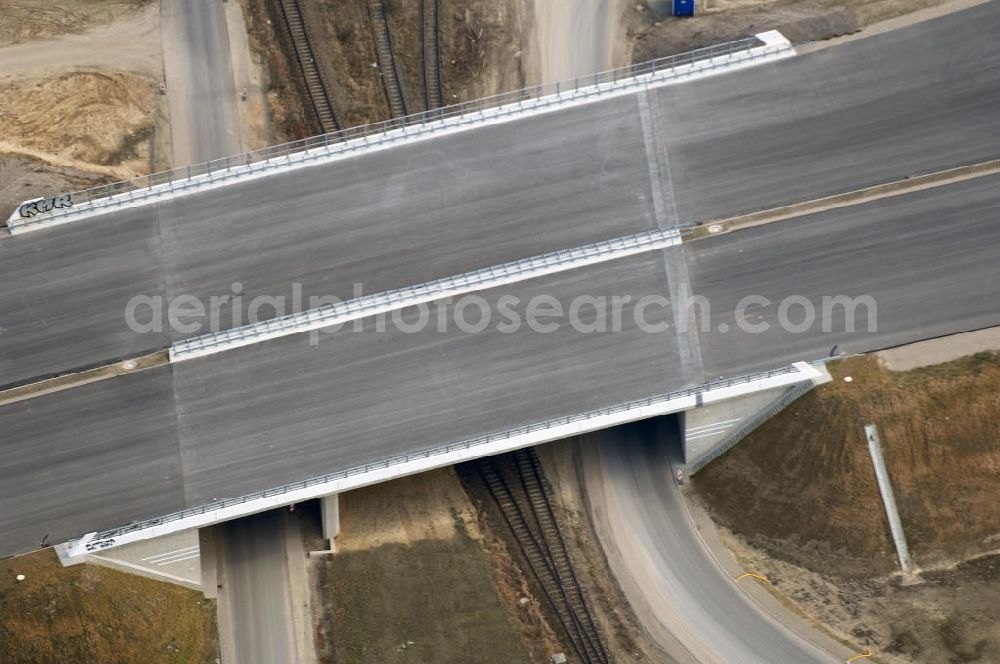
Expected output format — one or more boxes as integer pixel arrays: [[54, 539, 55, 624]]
[[864, 424, 913, 574]]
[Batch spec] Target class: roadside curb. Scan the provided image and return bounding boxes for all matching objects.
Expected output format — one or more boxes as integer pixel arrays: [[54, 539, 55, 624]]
[[672, 471, 855, 662]]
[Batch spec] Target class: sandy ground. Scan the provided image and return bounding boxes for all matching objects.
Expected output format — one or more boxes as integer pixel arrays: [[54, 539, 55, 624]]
[[0, 3, 160, 79], [706, 516, 1000, 663], [877, 326, 1000, 371], [0, 71, 160, 180], [0, 0, 153, 48], [694, 351, 1000, 661], [0, 0, 166, 204], [627, 0, 981, 61]]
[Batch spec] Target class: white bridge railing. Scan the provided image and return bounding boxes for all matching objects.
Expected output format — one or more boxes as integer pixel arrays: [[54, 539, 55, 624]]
[[71, 361, 817, 555], [170, 226, 683, 361], [10, 33, 793, 233]]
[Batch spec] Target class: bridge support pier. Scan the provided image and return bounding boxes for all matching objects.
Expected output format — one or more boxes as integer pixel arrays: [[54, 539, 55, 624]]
[[321, 493, 341, 551]]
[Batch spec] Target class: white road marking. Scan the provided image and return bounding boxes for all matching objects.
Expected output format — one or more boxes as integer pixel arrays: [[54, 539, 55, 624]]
[[156, 551, 201, 565], [141, 545, 199, 563], [685, 417, 742, 433]]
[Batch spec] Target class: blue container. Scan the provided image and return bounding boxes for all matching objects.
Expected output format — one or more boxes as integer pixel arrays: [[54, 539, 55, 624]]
[[673, 0, 696, 16]]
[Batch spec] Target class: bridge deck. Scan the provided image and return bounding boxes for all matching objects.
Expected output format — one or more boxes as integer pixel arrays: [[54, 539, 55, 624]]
[[4, 174, 1000, 557], [661, 3, 1000, 221], [2, 3, 1000, 558], [3, 2, 1000, 386]]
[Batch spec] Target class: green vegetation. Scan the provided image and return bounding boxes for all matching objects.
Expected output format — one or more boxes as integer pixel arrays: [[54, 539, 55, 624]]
[[0, 549, 217, 664], [318, 531, 530, 663], [696, 353, 1000, 577]]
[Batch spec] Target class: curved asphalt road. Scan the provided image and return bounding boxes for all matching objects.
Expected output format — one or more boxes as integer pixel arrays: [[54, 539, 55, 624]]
[[582, 420, 837, 663]]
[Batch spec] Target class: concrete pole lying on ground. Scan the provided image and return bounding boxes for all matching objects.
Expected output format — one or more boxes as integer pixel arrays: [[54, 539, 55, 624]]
[[864, 424, 913, 574]]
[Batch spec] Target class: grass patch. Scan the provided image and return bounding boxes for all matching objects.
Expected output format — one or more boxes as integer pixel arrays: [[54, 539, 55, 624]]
[[319, 533, 529, 663], [694, 354, 1000, 577], [0, 549, 217, 663]]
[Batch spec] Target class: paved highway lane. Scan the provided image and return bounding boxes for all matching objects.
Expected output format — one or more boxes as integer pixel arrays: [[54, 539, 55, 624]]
[[0, 94, 658, 383], [658, 0, 1000, 222], [0, 208, 169, 386], [0, 367, 183, 557], [687, 173, 1000, 377], [4, 173, 1000, 557], [4, 7, 1000, 559], [5, 5, 1000, 383], [155, 93, 658, 335], [581, 420, 836, 662], [172, 253, 680, 504]]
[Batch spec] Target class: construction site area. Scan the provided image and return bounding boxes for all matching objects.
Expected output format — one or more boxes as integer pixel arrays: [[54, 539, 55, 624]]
[[1, 1, 999, 663]]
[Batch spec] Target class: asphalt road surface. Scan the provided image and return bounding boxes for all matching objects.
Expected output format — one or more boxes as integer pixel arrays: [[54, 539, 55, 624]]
[[659, 0, 1000, 221], [0, 367, 184, 558], [3, 2, 999, 384], [3, 171, 1000, 557], [161, 0, 243, 164], [219, 510, 298, 664], [687, 173, 1000, 377], [582, 420, 837, 662], [2, 6, 1000, 559]]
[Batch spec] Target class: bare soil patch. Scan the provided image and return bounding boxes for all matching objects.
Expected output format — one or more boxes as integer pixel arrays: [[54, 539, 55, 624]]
[[710, 523, 1000, 663], [628, 0, 959, 61], [0, 0, 153, 48], [239, 0, 316, 140], [695, 354, 1000, 577], [0, 153, 111, 220], [0, 71, 159, 179], [0, 548, 217, 664], [693, 353, 1000, 661], [305, 469, 539, 663], [438, 0, 531, 102]]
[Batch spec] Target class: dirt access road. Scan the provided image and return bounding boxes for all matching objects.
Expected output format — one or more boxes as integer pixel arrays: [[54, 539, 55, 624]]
[[532, 0, 622, 83]]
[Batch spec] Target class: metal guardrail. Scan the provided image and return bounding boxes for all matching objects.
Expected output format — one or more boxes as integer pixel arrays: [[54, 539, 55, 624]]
[[170, 226, 682, 359], [13, 37, 778, 230], [88, 362, 803, 544]]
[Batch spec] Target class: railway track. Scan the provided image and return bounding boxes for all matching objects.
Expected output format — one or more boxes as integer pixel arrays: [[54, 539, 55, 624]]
[[368, 0, 409, 118], [476, 450, 609, 664], [421, 0, 443, 110], [274, 0, 340, 133]]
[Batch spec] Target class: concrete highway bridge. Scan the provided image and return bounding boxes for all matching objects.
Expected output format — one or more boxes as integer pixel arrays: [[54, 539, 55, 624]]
[[2, 1, 999, 577]]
